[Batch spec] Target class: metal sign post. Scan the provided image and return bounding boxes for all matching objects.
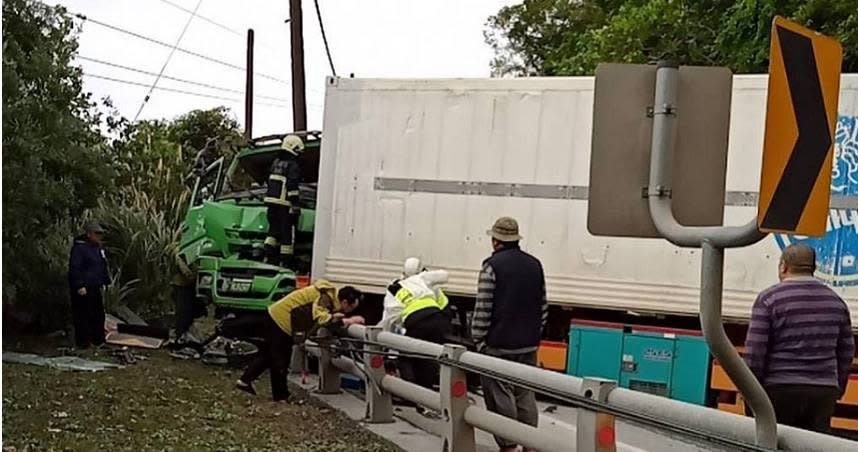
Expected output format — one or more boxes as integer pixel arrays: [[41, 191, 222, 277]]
[[645, 61, 778, 448]]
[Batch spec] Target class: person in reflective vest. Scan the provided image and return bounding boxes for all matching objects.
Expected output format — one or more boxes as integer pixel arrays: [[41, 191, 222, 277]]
[[387, 269, 452, 392], [224, 280, 365, 401], [379, 257, 451, 334], [264, 134, 303, 267]]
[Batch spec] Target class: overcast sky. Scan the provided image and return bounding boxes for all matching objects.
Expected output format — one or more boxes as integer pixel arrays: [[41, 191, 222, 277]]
[[49, 0, 516, 136]]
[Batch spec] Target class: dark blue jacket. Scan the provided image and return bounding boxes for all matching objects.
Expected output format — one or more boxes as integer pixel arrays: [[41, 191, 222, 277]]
[[68, 235, 110, 290]]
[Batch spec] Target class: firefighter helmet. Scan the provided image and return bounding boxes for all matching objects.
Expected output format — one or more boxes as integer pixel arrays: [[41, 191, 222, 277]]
[[281, 134, 305, 154]]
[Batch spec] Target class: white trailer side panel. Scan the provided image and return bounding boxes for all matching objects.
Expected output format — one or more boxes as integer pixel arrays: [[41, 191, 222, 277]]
[[314, 75, 858, 325]]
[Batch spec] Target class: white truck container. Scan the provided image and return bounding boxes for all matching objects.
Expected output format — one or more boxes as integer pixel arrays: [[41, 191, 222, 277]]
[[313, 75, 858, 327]]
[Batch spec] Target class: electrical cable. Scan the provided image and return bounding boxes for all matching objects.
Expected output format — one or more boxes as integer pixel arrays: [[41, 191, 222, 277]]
[[65, 10, 289, 85], [77, 55, 291, 103], [134, 0, 203, 121], [155, 0, 282, 54], [83, 73, 291, 109], [312, 0, 336, 76]]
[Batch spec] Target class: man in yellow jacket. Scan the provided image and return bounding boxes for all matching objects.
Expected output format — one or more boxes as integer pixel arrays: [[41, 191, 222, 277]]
[[234, 280, 365, 400]]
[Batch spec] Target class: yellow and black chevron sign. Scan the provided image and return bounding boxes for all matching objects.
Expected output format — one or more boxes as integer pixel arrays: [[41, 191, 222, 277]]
[[758, 16, 842, 236]]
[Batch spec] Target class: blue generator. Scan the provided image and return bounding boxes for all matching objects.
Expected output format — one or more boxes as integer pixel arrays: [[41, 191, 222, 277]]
[[566, 320, 711, 405]]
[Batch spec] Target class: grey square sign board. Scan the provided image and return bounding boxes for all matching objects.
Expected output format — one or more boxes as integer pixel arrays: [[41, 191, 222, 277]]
[[587, 63, 733, 238]]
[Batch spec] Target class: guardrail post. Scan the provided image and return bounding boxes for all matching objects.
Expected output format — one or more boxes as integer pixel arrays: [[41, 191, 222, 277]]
[[577, 378, 617, 452], [290, 332, 307, 374], [440, 344, 475, 452], [363, 326, 393, 423], [316, 328, 341, 394]]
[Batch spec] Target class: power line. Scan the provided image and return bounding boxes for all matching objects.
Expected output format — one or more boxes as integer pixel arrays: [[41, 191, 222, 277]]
[[313, 0, 337, 76], [134, 0, 203, 121], [77, 55, 291, 103], [83, 73, 291, 110], [68, 11, 289, 85], [157, 0, 242, 37], [154, 0, 282, 55]]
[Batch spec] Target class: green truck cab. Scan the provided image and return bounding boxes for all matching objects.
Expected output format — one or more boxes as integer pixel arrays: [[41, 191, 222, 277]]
[[178, 132, 320, 315]]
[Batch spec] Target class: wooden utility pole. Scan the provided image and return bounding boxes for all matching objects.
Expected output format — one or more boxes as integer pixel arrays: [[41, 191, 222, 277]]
[[289, 0, 307, 132], [244, 29, 255, 140]]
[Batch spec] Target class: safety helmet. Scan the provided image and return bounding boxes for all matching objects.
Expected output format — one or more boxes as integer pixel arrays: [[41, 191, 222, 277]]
[[281, 134, 305, 155], [403, 257, 422, 278]]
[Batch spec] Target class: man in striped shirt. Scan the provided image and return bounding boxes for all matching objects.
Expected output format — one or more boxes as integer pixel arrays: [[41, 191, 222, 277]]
[[745, 243, 854, 433], [471, 217, 548, 452]]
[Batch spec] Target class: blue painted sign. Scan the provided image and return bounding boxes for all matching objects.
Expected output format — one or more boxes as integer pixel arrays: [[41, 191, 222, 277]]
[[775, 114, 858, 286]]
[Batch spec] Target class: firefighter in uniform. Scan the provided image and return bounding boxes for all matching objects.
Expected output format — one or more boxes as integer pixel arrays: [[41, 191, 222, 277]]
[[264, 135, 304, 267]]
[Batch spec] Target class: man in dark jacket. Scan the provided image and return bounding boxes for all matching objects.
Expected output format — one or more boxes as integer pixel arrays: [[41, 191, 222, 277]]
[[471, 217, 547, 452], [68, 222, 110, 348]]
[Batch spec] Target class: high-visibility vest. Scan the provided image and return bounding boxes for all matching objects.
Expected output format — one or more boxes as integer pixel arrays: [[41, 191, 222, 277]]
[[436, 289, 449, 311], [396, 287, 441, 323]]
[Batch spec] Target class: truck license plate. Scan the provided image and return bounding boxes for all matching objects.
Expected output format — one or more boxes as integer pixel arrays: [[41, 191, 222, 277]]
[[229, 280, 252, 292]]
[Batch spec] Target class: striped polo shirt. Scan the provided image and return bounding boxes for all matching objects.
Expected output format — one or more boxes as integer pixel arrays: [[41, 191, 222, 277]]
[[745, 277, 854, 394]]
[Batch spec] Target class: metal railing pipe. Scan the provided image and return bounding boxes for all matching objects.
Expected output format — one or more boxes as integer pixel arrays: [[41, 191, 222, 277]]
[[463, 405, 571, 452], [380, 375, 442, 411], [459, 350, 583, 395]]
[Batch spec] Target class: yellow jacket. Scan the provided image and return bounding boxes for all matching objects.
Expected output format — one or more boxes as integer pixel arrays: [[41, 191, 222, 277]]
[[268, 280, 339, 335]]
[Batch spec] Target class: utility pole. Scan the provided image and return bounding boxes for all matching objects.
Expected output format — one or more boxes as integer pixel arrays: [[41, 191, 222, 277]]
[[289, 0, 307, 132], [244, 29, 255, 140]]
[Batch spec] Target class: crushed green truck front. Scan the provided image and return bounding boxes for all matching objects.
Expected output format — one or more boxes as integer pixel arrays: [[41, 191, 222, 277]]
[[178, 132, 320, 314]]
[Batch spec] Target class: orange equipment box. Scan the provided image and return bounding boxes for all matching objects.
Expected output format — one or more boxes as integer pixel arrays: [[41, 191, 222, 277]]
[[537, 340, 567, 372]]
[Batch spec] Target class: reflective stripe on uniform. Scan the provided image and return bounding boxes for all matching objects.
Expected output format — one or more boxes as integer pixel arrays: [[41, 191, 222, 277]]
[[266, 174, 290, 205], [287, 190, 300, 196], [396, 288, 441, 322], [264, 197, 292, 206], [279, 245, 294, 255]]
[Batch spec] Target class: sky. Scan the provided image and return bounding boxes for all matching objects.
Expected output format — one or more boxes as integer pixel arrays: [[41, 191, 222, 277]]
[[48, 0, 517, 136]]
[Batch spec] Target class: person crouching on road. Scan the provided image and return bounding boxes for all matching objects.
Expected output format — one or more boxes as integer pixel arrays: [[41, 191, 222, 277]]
[[379, 257, 452, 335], [68, 222, 110, 348], [387, 268, 452, 391], [234, 281, 365, 401]]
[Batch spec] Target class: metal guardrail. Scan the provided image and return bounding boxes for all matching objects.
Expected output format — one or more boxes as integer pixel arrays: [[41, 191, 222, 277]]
[[301, 325, 856, 452]]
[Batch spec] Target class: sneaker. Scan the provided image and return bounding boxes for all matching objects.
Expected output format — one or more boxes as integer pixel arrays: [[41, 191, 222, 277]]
[[235, 380, 257, 396]]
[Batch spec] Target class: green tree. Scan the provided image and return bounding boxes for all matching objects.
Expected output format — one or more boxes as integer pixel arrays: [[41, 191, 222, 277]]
[[486, 0, 858, 76], [2, 0, 110, 327], [95, 108, 243, 317]]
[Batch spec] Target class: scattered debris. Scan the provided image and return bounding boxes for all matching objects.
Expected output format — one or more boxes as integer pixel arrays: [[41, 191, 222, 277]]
[[106, 333, 164, 349], [3, 352, 121, 372], [104, 314, 164, 349], [53, 411, 69, 418], [117, 323, 169, 340], [109, 347, 148, 365], [169, 347, 201, 360], [114, 305, 147, 326], [201, 337, 258, 367]]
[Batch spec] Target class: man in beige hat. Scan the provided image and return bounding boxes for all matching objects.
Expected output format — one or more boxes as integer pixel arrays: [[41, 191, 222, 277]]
[[472, 217, 547, 451]]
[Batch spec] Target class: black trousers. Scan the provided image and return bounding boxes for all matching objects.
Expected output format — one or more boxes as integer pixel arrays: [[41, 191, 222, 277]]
[[70, 288, 105, 347], [265, 205, 295, 264], [173, 284, 204, 336], [237, 314, 294, 401], [402, 308, 452, 390], [767, 384, 840, 433]]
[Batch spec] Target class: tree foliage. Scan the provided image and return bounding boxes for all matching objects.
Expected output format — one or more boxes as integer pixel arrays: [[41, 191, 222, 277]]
[[2, 0, 244, 329], [485, 0, 858, 76], [2, 0, 111, 327]]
